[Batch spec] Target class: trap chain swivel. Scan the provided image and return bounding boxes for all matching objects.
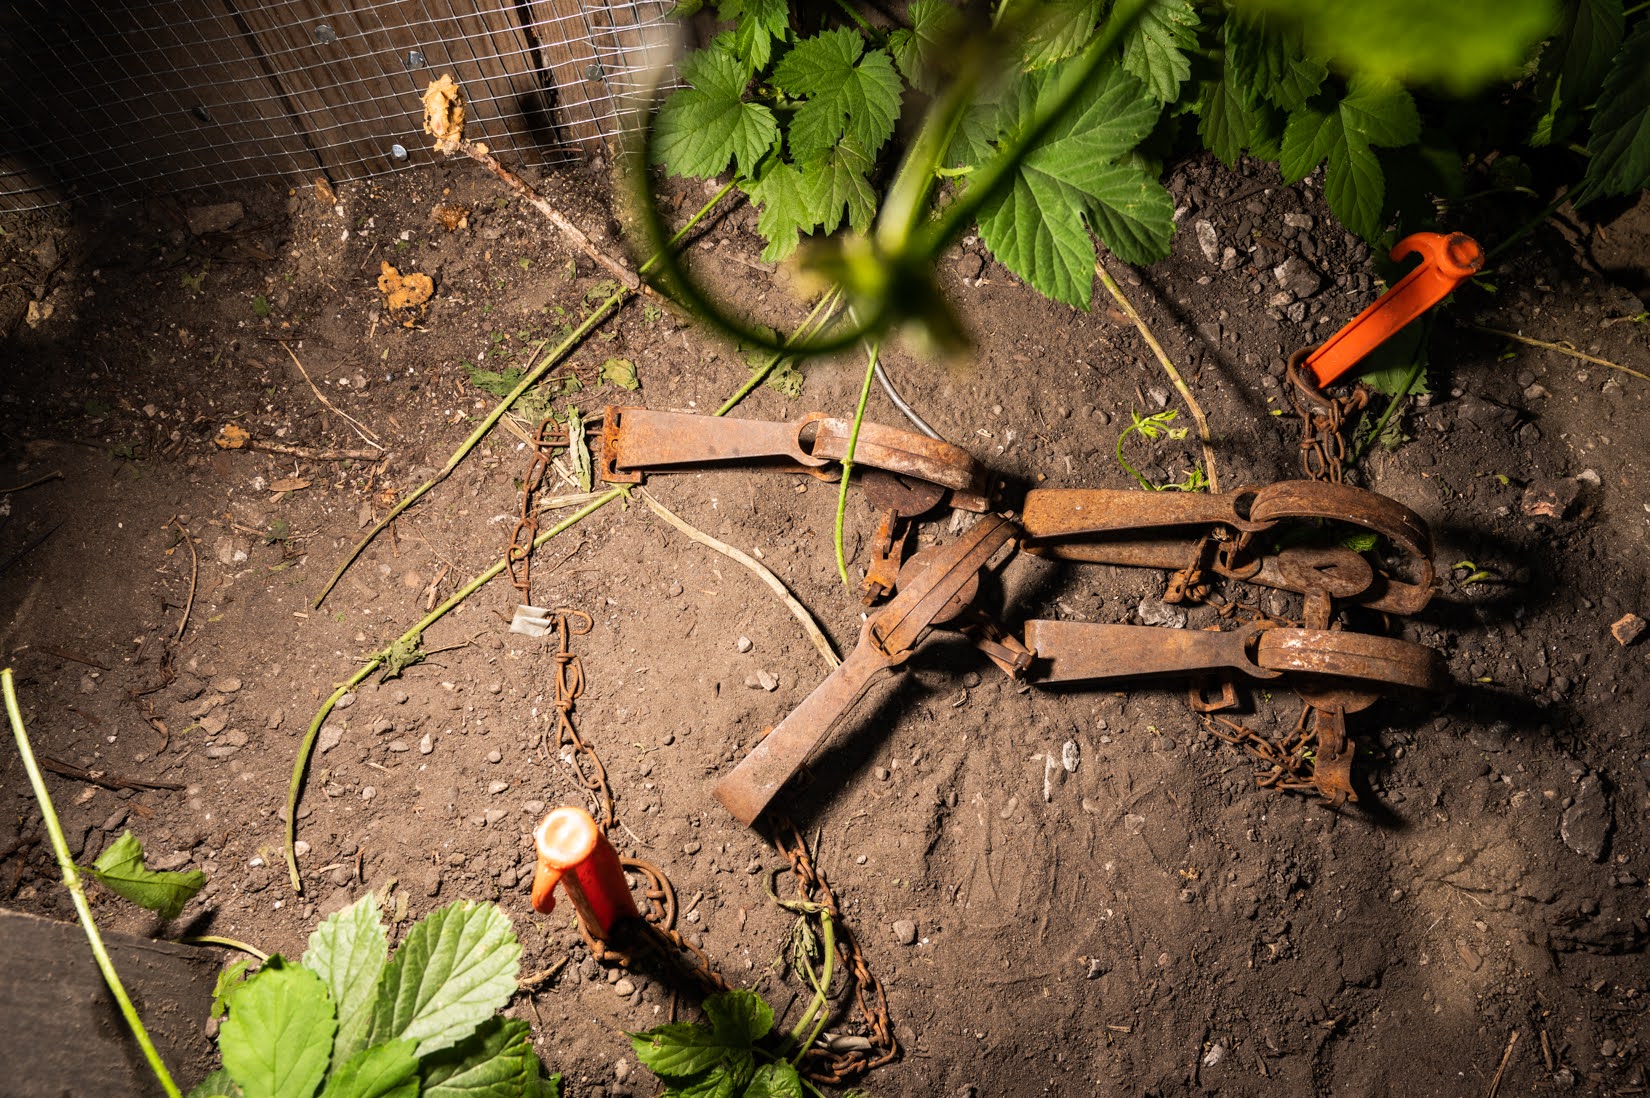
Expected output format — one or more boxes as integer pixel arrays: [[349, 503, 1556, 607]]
[[590, 230, 1483, 826]]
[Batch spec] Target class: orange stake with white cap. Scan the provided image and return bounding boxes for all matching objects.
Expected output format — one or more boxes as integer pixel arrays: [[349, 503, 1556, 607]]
[[531, 805, 640, 940]]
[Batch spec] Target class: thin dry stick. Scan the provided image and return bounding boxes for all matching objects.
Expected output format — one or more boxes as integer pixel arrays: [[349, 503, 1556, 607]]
[[168, 518, 198, 643], [638, 489, 841, 671], [282, 343, 384, 449], [449, 139, 640, 291], [245, 440, 383, 461], [1486, 1029, 1519, 1098], [1470, 324, 1650, 383], [0, 470, 63, 494], [1095, 260, 1220, 492]]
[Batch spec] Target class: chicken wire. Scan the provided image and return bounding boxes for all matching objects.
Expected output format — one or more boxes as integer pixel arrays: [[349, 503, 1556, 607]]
[[0, 0, 675, 213]]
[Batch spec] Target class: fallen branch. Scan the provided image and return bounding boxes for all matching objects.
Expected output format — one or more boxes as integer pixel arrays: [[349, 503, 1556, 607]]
[[1470, 324, 1650, 383], [1095, 259, 1220, 492], [639, 489, 841, 671], [0, 470, 63, 494], [1486, 1029, 1519, 1098], [37, 754, 185, 792]]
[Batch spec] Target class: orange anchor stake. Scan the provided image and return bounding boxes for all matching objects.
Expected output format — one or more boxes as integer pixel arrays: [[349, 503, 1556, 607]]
[[1300, 231, 1484, 389], [531, 806, 640, 940]]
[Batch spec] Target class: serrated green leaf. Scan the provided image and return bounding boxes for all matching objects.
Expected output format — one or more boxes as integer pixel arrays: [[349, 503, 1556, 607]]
[[719, 0, 789, 72], [742, 162, 813, 262], [82, 831, 206, 920], [367, 900, 522, 1058], [1279, 76, 1417, 239], [628, 1023, 731, 1077], [1121, 0, 1200, 102], [1577, 17, 1650, 203], [744, 1062, 804, 1098], [805, 139, 878, 236], [973, 62, 1170, 304], [212, 959, 253, 1019], [704, 989, 774, 1045], [1548, 0, 1624, 111], [422, 1017, 548, 1098], [771, 29, 902, 160], [1021, 0, 1106, 70], [600, 358, 640, 390], [673, 1067, 746, 1098], [317, 1039, 419, 1098], [1224, 11, 1326, 112], [303, 893, 389, 1061], [1237, 0, 1557, 94], [186, 1068, 242, 1098], [889, 0, 962, 92], [220, 957, 337, 1098], [654, 46, 778, 179], [1198, 58, 1282, 165]]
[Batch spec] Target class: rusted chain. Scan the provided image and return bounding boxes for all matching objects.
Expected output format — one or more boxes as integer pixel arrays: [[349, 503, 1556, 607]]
[[507, 417, 567, 605]]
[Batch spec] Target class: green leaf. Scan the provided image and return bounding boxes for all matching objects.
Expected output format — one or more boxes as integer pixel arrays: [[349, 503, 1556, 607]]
[[889, 0, 963, 91], [185, 1068, 243, 1098], [1224, 11, 1326, 112], [654, 46, 778, 179], [303, 893, 389, 1061], [82, 831, 205, 920], [422, 1017, 548, 1098], [317, 1039, 419, 1098], [703, 989, 774, 1045], [1237, 0, 1558, 95], [742, 163, 814, 262], [719, 0, 789, 73], [805, 139, 878, 236], [1021, 0, 1106, 70], [973, 62, 1171, 304], [1121, 0, 1200, 102], [1356, 317, 1431, 397], [600, 358, 640, 390], [1577, 17, 1650, 203], [367, 900, 522, 1058], [1279, 76, 1418, 239], [628, 1023, 729, 1078], [1547, 0, 1625, 111], [212, 959, 253, 1019], [1197, 59, 1280, 165], [771, 29, 902, 160], [1340, 531, 1379, 553], [220, 957, 337, 1098], [744, 1062, 804, 1098]]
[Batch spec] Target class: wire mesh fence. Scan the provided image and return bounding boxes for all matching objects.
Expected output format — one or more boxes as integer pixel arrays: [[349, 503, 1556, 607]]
[[0, 0, 674, 213]]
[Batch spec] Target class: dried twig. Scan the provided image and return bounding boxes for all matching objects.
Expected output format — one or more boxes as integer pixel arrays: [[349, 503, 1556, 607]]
[[1470, 324, 1650, 383], [169, 518, 198, 643], [1095, 259, 1220, 491], [516, 956, 568, 992], [1486, 1029, 1519, 1098], [639, 489, 841, 671], [281, 343, 385, 449], [244, 440, 384, 462], [0, 470, 63, 494], [34, 645, 108, 670], [36, 754, 185, 792], [447, 138, 640, 292]]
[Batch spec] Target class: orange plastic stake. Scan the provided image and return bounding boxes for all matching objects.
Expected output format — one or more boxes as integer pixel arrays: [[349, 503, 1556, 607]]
[[1301, 231, 1483, 388], [531, 806, 640, 940]]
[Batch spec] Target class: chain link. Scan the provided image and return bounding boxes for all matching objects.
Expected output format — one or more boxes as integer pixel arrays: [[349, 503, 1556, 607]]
[[507, 417, 567, 606]]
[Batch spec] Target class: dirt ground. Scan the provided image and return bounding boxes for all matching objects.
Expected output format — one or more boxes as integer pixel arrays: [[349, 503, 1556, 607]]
[[2, 151, 1649, 1097]]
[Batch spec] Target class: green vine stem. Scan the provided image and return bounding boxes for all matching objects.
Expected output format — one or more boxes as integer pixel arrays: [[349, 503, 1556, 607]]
[[788, 911, 837, 1066], [286, 489, 625, 892], [4, 668, 183, 1098], [314, 181, 736, 609], [834, 336, 882, 590], [714, 288, 844, 417]]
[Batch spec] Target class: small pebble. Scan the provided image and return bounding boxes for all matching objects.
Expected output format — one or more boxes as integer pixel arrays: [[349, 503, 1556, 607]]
[[487, 682, 503, 695], [293, 841, 311, 857], [684, 841, 701, 855], [387, 740, 409, 752], [487, 780, 509, 795], [211, 676, 242, 693], [523, 800, 546, 816], [874, 767, 890, 781], [483, 809, 507, 826], [335, 692, 356, 710], [419, 733, 434, 754], [736, 636, 753, 653], [486, 749, 503, 764], [361, 786, 376, 801], [892, 919, 917, 946], [614, 978, 636, 996], [756, 670, 778, 691]]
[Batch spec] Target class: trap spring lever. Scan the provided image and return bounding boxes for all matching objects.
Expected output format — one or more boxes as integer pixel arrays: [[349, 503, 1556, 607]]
[[713, 514, 1018, 827], [600, 406, 991, 511]]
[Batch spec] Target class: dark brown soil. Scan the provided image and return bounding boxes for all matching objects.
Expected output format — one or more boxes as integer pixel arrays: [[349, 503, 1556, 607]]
[[2, 152, 1648, 1097]]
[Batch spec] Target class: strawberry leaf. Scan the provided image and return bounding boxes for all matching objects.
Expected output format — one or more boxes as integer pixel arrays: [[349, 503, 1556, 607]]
[[653, 46, 778, 179], [1121, 0, 1200, 102], [220, 958, 337, 1098], [771, 29, 902, 160], [303, 893, 389, 1061], [82, 831, 205, 920], [366, 900, 521, 1058]]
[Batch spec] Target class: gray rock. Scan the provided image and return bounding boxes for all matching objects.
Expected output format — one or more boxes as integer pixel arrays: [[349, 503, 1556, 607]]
[[892, 919, 918, 945], [1193, 219, 1221, 266], [418, 733, 434, 754], [317, 724, 344, 754], [1138, 598, 1188, 628], [1561, 775, 1611, 861], [735, 636, 753, 653], [756, 670, 778, 691], [1273, 256, 1322, 300]]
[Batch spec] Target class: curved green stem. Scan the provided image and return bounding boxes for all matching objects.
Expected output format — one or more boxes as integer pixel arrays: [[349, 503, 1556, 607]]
[[834, 337, 881, 590], [177, 935, 270, 962], [5, 669, 183, 1098], [788, 912, 837, 1066], [287, 489, 625, 892], [714, 289, 844, 417]]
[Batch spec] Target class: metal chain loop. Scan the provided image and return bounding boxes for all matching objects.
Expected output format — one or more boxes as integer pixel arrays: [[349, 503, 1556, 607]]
[[507, 417, 568, 605]]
